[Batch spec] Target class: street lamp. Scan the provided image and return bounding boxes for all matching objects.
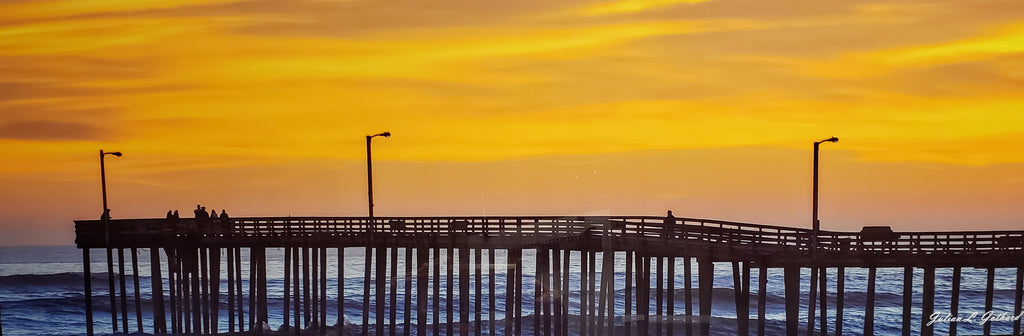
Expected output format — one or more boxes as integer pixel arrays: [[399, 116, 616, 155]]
[[812, 137, 838, 240], [366, 131, 391, 224], [363, 132, 390, 336], [99, 150, 122, 333], [807, 137, 836, 336]]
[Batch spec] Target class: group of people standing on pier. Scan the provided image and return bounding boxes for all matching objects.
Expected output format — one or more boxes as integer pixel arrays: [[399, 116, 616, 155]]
[[164, 205, 229, 221]]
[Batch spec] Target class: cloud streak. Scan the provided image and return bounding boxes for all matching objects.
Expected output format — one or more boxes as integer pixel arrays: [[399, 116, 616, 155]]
[[0, 120, 111, 141]]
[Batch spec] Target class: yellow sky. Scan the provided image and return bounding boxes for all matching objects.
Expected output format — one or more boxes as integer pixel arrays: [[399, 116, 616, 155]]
[[0, 0, 1022, 245]]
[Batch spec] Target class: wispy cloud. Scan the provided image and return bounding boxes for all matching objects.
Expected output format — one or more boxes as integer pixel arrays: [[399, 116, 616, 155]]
[[0, 120, 111, 141]]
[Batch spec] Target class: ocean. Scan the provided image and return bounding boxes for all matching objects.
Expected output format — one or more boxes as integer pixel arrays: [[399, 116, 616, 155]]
[[0, 245, 1019, 335]]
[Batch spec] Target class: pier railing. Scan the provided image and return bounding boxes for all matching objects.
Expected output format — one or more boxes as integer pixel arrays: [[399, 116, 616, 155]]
[[76, 215, 1024, 262]]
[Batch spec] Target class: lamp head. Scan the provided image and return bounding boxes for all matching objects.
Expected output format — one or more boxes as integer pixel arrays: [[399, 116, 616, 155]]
[[381, 131, 391, 138], [110, 152, 123, 157], [825, 137, 838, 143]]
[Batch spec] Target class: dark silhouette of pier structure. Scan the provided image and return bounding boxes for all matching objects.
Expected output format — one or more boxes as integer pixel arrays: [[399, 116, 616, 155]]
[[75, 215, 1024, 336]]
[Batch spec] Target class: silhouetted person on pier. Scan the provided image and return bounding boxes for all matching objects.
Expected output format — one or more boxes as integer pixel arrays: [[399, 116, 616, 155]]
[[219, 210, 229, 219], [172, 210, 178, 219], [210, 209, 219, 220], [166, 210, 174, 219], [663, 210, 677, 239]]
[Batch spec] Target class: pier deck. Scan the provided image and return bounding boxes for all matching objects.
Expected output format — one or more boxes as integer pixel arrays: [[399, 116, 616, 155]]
[[74, 215, 1024, 336]]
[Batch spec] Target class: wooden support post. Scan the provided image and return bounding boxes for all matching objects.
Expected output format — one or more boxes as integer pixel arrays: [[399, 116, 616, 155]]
[[600, 250, 615, 336], [130, 248, 143, 333], [118, 248, 130, 333], [581, 250, 589, 336], [170, 249, 179, 334], [504, 249, 513, 336], [407, 247, 414, 336], [984, 267, 995, 336], [260, 248, 270, 326], [475, 248, 482, 336], [312, 247, 320, 330], [447, 247, 455, 336], [656, 257, 664, 336], [167, 249, 179, 334], [514, 249, 524, 336], [625, 251, 633, 336], [807, 265, 817, 336], [1015, 267, 1023, 336], [363, 246, 372, 336], [732, 262, 744, 336], [562, 250, 570, 336], [667, 257, 675, 336], [784, 266, 800, 336], [284, 247, 292, 330], [247, 249, 256, 331], [552, 249, 562, 336], [698, 258, 713, 336], [320, 247, 328, 336], [818, 267, 827, 336], [417, 247, 429, 336], [339, 247, 346, 330], [490, 248, 497, 336], [199, 248, 209, 334], [226, 247, 234, 333], [106, 246, 118, 334], [921, 267, 935, 336], [83, 249, 94, 336], [603, 250, 615, 336], [835, 267, 844, 336], [902, 267, 912, 336], [589, 251, 598, 336], [597, 251, 607, 336], [293, 247, 301, 336], [391, 247, 399, 336], [305, 247, 312, 328], [212, 248, 221, 334], [192, 248, 202, 334], [634, 254, 647, 336], [183, 249, 191, 334], [685, 256, 693, 336], [460, 247, 470, 336], [534, 249, 544, 336], [151, 248, 166, 334], [181, 249, 190, 334], [235, 248, 244, 332], [733, 261, 749, 336], [433, 246, 440, 336], [757, 266, 767, 336], [864, 267, 875, 336], [951, 267, 960, 336], [377, 244, 388, 336]]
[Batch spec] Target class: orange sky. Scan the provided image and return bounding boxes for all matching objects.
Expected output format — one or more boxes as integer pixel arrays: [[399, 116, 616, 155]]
[[1, 0, 1022, 245]]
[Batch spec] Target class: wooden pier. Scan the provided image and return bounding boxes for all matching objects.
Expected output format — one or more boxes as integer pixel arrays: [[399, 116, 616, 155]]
[[75, 215, 1024, 335]]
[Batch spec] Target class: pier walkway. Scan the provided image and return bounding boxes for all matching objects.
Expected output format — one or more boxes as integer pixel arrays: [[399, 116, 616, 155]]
[[74, 215, 1024, 336]]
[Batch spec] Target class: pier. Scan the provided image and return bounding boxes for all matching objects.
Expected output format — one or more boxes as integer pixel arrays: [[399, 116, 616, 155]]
[[75, 215, 1024, 336]]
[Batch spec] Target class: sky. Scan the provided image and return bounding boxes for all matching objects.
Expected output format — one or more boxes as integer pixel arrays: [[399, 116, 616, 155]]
[[0, 0, 1022, 246]]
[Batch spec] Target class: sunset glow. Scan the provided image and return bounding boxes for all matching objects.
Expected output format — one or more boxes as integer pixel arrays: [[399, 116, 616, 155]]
[[1, 0, 1022, 245]]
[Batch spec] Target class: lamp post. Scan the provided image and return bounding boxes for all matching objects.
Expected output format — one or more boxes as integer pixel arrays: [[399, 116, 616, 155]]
[[366, 132, 391, 223], [807, 137, 836, 336], [363, 132, 390, 336], [812, 137, 837, 242], [99, 150, 122, 333]]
